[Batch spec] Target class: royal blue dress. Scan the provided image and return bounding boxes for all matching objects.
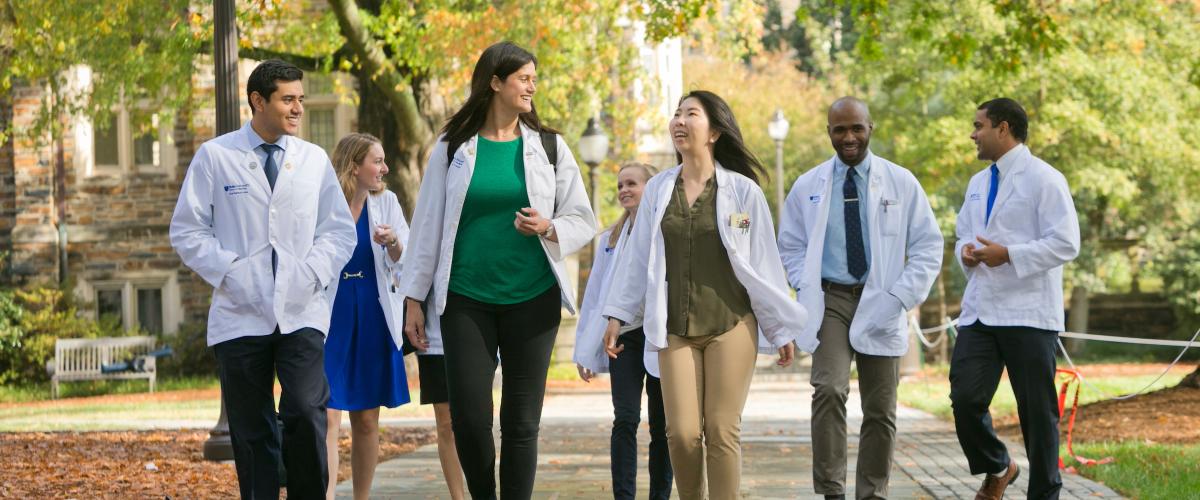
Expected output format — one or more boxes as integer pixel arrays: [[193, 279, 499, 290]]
[[324, 202, 410, 411]]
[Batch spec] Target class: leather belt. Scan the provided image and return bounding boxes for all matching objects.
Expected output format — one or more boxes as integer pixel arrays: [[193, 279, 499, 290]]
[[821, 279, 865, 296]]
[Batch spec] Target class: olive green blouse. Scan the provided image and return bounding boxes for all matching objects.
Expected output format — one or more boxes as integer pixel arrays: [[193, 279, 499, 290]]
[[660, 174, 752, 337]]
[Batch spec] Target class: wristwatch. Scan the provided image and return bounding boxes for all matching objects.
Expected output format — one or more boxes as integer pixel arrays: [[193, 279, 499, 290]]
[[539, 222, 556, 239]]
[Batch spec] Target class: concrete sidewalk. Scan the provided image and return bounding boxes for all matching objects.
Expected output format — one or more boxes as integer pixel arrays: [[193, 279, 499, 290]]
[[343, 376, 1122, 499]]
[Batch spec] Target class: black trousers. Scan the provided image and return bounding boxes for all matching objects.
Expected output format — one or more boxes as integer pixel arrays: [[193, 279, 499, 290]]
[[213, 328, 329, 500], [609, 328, 672, 500], [441, 286, 562, 500], [949, 322, 1062, 500]]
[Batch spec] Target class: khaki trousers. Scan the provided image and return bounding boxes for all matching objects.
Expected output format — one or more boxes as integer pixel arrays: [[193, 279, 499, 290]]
[[658, 316, 759, 500], [811, 287, 900, 499]]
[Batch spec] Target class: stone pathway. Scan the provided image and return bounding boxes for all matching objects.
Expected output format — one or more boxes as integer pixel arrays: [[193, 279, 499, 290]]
[[344, 374, 1122, 499]]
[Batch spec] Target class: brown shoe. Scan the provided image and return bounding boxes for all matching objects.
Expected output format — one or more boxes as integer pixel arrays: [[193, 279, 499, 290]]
[[974, 459, 1019, 500]]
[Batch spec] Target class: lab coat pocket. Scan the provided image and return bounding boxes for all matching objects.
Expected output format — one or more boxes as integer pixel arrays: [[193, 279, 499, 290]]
[[994, 274, 1047, 311], [879, 200, 902, 236], [217, 257, 261, 315], [282, 259, 322, 317], [876, 294, 907, 330], [995, 197, 1035, 234]]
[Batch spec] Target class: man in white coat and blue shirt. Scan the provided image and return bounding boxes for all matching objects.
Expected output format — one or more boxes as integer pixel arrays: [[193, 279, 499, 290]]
[[778, 97, 943, 500], [950, 98, 1080, 500], [170, 60, 356, 499]]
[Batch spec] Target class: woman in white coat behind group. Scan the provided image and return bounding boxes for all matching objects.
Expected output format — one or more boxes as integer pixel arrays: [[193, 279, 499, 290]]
[[575, 162, 672, 500], [602, 90, 807, 500]]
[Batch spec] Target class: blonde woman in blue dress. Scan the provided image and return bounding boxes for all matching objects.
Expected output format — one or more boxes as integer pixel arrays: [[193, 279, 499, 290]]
[[323, 133, 411, 500]]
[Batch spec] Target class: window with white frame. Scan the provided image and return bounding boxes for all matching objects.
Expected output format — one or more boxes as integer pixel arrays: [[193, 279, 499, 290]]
[[85, 105, 175, 177], [300, 72, 353, 156], [67, 65, 177, 180], [85, 275, 181, 335]]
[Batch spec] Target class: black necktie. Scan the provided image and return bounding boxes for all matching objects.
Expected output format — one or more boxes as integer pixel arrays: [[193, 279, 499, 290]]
[[261, 143, 282, 190], [844, 169, 867, 280], [261, 143, 282, 277]]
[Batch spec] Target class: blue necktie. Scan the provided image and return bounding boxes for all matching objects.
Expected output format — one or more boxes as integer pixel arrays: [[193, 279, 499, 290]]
[[985, 163, 999, 224], [261, 143, 282, 277], [844, 169, 867, 280], [261, 143, 282, 190]]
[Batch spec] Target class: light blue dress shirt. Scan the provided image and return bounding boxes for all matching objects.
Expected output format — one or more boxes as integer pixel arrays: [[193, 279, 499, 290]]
[[821, 153, 872, 285], [245, 124, 287, 180]]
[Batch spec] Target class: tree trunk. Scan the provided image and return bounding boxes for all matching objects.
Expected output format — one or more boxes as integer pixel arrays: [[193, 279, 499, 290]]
[[1181, 365, 1200, 389], [935, 254, 949, 364], [353, 71, 424, 216], [329, 0, 437, 217], [1066, 285, 1089, 354]]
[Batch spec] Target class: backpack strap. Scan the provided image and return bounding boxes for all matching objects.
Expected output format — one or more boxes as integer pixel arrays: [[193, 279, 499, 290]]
[[541, 132, 559, 172]]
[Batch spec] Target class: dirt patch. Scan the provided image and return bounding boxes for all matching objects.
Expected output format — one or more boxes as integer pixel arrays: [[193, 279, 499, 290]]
[[1062, 385, 1200, 444], [0, 427, 435, 498], [991, 365, 1200, 445]]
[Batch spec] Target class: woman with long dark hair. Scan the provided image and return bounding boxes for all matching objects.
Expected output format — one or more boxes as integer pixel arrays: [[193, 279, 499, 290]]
[[575, 162, 672, 500], [602, 90, 808, 499], [398, 41, 596, 499]]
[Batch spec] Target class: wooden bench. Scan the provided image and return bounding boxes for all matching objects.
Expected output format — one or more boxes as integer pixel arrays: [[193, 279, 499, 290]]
[[49, 336, 158, 399]]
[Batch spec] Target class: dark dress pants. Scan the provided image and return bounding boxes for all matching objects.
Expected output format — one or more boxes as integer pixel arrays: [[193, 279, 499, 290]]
[[213, 327, 329, 500], [950, 321, 1062, 500], [440, 286, 561, 500], [609, 327, 673, 500]]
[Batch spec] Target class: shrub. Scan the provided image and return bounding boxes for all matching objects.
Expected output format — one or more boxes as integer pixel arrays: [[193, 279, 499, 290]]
[[157, 321, 217, 378], [0, 285, 132, 384]]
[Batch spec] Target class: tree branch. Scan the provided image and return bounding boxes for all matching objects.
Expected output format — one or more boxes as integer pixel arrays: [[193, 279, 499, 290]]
[[327, 0, 431, 148], [195, 41, 354, 74]]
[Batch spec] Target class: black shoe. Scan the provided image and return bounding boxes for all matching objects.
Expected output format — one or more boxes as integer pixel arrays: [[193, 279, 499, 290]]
[[825, 495, 847, 500]]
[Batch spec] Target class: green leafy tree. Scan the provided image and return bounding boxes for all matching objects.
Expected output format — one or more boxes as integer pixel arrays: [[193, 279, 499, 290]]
[[810, 0, 1200, 376], [239, 0, 764, 212]]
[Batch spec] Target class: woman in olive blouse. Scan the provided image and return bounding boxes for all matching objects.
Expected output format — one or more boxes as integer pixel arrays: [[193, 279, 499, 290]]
[[602, 90, 808, 499]]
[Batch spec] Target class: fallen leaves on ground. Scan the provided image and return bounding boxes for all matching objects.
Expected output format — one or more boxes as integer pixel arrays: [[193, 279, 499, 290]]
[[0, 427, 435, 498]]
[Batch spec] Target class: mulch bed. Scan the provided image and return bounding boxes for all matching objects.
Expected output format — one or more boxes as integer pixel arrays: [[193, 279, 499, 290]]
[[0, 427, 435, 498], [990, 364, 1200, 445]]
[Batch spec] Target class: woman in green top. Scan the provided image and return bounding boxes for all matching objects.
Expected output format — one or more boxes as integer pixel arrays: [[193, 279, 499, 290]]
[[399, 41, 597, 499]]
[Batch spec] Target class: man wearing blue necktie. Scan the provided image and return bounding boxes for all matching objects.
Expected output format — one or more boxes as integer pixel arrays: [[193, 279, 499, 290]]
[[171, 60, 356, 499], [778, 97, 943, 500], [951, 98, 1081, 500]]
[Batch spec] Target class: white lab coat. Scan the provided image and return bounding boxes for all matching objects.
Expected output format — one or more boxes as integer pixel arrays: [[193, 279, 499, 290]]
[[777, 153, 944, 356], [574, 227, 660, 377], [324, 190, 410, 351], [602, 164, 808, 354], [170, 122, 356, 346], [398, 122, 598, 315], [954, 144, 1080, 331]]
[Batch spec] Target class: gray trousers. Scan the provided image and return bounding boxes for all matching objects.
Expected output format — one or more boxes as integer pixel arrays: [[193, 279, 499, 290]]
[[810, 286, 900, 499]]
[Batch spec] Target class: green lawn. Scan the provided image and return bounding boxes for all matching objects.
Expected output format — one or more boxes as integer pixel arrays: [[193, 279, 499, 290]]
[[0, 375, 220, 403], [898, 363, 1194, 500], [897, 364, 1186, 421], [0, 397, 222, 432], [0, 358, 581, 432], [1068, 442, 1200, 500]]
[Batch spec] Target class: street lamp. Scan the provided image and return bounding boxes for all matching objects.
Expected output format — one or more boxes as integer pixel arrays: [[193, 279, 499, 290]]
[[577, 116, 609, 221], [767, 109, 790, 220], [204, 0, 239, 462]]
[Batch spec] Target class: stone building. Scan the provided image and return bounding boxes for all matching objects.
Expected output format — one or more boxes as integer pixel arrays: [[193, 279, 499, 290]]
[[0, 62, 355, 335], [0, 31, 681, 338]]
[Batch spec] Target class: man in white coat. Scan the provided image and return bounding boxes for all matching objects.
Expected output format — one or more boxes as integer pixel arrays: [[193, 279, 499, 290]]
[[169, 60, 356, 499], [778, 97, 943, 500], [950, 98, 1079, 500]]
